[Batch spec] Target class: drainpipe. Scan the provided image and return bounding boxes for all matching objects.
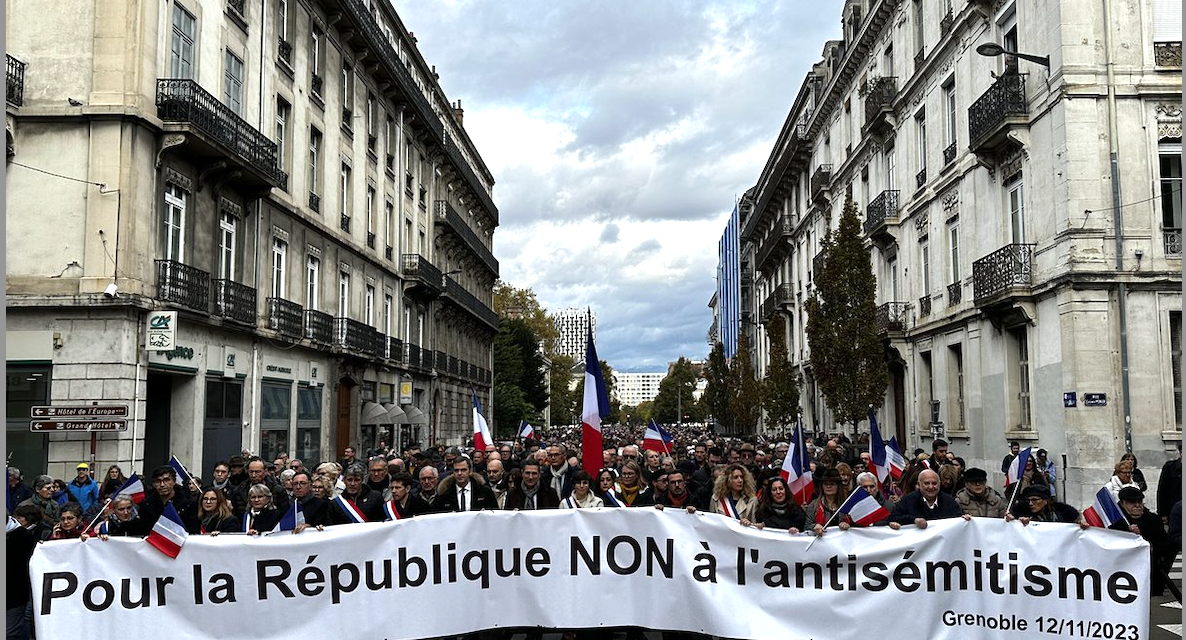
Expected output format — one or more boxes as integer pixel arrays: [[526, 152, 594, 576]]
[[1102, 0, 1131, 454]]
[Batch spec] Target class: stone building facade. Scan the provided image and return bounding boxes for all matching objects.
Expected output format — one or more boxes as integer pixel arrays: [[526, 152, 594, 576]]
[[6, 0, 499, 478]]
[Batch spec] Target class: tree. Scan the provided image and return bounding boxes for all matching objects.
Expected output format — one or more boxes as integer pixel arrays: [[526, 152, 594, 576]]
[[492, 318, 549, 433], [548, 354, 579, 426], [703, 342, 731, 431], [762, 315, 800, 429], [493, 282, 559, 355], [728, 332, 762, 434], [652, 358, 703, 424], [805, 196, 889, 426]]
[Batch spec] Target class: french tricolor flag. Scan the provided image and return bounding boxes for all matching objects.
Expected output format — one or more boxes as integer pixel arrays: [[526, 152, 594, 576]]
[[114, 473, 146, 504], [580, 318, 609, 476], [271, 500, 305, 533], [168, 455, 194, 488], [643, 419, 674, 455], [867, 407, 891, 484], [1082, 486, 1125, 528], [518, 420, 535, 440], [1005, 446, 1033, 488], [781, 419, 814, 506], [839, 487, 891, 527], [145, 502, 188, 559], [472, 392, 495, 453], [886, 437, 907, 480]]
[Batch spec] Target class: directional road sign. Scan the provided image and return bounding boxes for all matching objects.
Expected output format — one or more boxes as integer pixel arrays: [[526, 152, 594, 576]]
[[30, 405, 129, 418], [30, 420, 127, 432]]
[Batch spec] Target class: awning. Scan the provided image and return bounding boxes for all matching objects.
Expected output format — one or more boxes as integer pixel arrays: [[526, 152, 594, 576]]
[[360, 401, 388, 425], [403, 405, 428, 425], [383, 402, 407, 424]]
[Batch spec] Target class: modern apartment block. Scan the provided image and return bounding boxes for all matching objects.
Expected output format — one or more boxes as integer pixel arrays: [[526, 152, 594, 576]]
[[615, 372, 667, 408], [554, 308, 596, 362], [738, 0, 1181, 504], [714, 204, 743, 359], [5, 0, 499, 478]]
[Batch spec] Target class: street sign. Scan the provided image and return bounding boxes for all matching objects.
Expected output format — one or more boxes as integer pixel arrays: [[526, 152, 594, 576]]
[[31, 405, 129, 418], [30, 420, 127, 432], [1084, 393, 1108, 407], [1063, 392, 1077, 408]]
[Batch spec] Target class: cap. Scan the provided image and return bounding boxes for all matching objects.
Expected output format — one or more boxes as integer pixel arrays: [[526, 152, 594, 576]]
[[739, 443, 756, 453], [963, 468, 988, 483], [76, 463, 90, 470], [816, 467, 842, 484], [445, 446, 462, 457], [1020, 485, 1049, 500], [1118, 487, 1144, 502], [1036, 448, 1048, 457]]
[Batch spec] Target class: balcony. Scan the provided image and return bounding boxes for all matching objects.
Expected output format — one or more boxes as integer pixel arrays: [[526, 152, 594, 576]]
[[335, 317, 383, 357], [311, 73, 324, 97], [266, 297, 304, 338], [401, 254, 443, 300], [943, 141, 958, 166], [366, 232, 376, 249], [916, 167, 927, 190], [407, 344, 422, 369], [918, 295, 931, 318], [875, 302, 908, 336], [387, 336, 404, 363], [434, 200, 499, 276], [811, 165, 833, 202], [1164, 228, 1182, 258], [968, 72, 1028, 156], [7, 54, 25, 106], [973, 243, 1035, 304], [443, 278, 500, 329], [1155, 42, 1182, 68], [947, 282, 962, 306], [304, 310, 333, 343], [755, 218, 793, 272], [759, 284, 794, 322], [156, 79, 287, 190], [308, 192, 320, 213], [277, 38, 293, 66], [939, 10, 954, 38], [435, 350, 447, 371], [156, 260, 210, 312], [862, 76, 897, 135], [212, 279, 257, 326], [385, 246, 393, 261], [227, 0, 245, 15], [863, 189, 900, 243], [340, 214, 351, 233], [813, 250, 827, 278]]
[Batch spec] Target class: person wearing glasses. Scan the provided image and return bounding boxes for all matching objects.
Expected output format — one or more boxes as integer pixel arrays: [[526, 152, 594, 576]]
[[290, 471, 329, 527], [138, 465, 196, 531], [560, 470, 603, 509], [92, 494, 144, 538], [195, 488, 239, 534], [613, 461, 654, 507], [1105, 459, 1141, 505], [540, 444, 577, 500], [1006, 485, 1083, 525]]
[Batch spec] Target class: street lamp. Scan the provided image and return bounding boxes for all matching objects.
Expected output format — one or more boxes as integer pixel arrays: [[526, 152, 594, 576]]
[[975, 42, 1050, 69]]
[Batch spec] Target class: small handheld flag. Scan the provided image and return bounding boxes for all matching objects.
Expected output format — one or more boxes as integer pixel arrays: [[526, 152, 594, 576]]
[[145, 502, 188, 559], [472, 393, 495, 452], [518, 420, 535, 440], [1005, 447, 1033, 487], [113, 473, 146, 504], [1082, 486, 1125, 528], [781, 417, 815, 505], [643, 419, 675, 454], [839, 487, 891, 527], [886, 437, 907, 480], [867, 407, 890, 484], [271, 499, 305, 533], [168, 456, 194, 488]]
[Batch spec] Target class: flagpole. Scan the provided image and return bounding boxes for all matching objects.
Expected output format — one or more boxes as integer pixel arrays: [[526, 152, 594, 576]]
[[84, 497, 113, 533], [806, 487, 858, 550]]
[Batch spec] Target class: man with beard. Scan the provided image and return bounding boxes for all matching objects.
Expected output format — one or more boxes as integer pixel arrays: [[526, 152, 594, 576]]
[[382, 472, 430, 520], [486, 459, 509, 509], [505, 460, 560, 510], [653, 470, 695, 510]]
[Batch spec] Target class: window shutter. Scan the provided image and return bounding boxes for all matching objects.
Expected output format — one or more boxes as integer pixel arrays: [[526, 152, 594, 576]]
[[1153, 0, 1181, 42]]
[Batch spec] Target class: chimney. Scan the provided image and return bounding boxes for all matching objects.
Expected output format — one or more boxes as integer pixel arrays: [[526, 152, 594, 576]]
[[453, 100, 464, 127]]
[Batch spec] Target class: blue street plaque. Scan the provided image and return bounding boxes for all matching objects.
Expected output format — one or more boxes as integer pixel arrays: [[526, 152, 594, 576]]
[[1063, 392, 1077, 408]]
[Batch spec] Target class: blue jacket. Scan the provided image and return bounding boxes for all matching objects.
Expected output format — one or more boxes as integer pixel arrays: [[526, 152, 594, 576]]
[[68, 477, 99, 512]]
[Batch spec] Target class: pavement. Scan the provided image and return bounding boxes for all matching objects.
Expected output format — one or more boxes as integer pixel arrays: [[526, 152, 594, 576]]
[[1152, 553, 1183, 640]]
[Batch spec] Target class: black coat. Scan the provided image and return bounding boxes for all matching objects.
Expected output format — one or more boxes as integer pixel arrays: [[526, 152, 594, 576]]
[[243, 507, 283, 533], [327, 486, 385, 523], [231, 477, 290, 517], [504, 484, 560, 511], [540, 464, 579, 499], [1008, 499, 1080, 523], [295, 495, 329, 527], [384, 494, 431, 519], [436, 476, 501, 512], [1158, 458, 1182, 516], [196, 513, 241, 534], [138, 488, 198, 532], [891, 491, 964, 525], [755, 501, 809, 531]]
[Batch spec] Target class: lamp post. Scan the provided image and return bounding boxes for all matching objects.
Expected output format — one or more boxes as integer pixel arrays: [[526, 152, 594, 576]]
[[974, 43, 1050, 69]]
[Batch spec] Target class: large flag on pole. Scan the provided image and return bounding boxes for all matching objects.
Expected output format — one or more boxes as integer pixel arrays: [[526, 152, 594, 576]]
[[886, 437, 907, 480], [472, 392, 495, 452], [867, 407, 890, 484], [518, 420, 535, 440], [580, 315, 609, 475], [1005, 446, 1033, 488], [781, 417, 814, 505], [642, 419, 674, 454], [1082, 486, 1125, 528]]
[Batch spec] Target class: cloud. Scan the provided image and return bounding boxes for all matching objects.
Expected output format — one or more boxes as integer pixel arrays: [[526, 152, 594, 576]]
[[398, 0, 841, 370]]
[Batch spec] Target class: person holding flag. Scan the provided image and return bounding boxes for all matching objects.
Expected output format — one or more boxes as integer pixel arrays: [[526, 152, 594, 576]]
[[1005, 485, 1082, 525], [88, 494, 144, 539], [643, 419, 675, 455], [844, 472, 897, 528], [807, 468, 846, 534], [138, 465, 196, 532], [580, 316, 610, 476], [1109, 487, 1173, 597], [780, 418, 815, 505], [885, 436, 907, 482], [518, 420, 535, 441]]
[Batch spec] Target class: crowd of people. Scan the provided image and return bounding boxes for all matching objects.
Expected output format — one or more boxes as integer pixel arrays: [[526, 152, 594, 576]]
[[6, 426, 1183, 639]]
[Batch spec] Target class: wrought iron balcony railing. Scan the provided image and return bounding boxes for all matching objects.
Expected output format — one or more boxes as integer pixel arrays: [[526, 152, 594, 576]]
[[864, 189, 900, 236], [156, 259, 210, 312], [1155, 42, 1182, 68], [811, 164, 833, 200], [1164, 228, 1182, 257], [968, 72, 1027, 149], [918, 295, 931, 317], [407, 344, 422, 369], [972, 243, 1035, 302], [340, 214, 351, 233], [311, 73, 324, 96], [387, 336, 404, 362], [916, 168, 928, 189], [267, 297, 304, 338], [755, 218, 793, 271], [277, 38, 293, 65], [156, 79, 287, 188], [335, 317, 381, 356], [444, 279, 500, 329], [875, 302, 908, 334], [227, 0, 245, 15], [7, 54, 25, 106], [943, 141, 957, 165], [304, 309, 333, 343], [434, 200, 499, 275], [402, 254, 444, 295], [939, 10, 954, 38], [213, 279, 257, 326], [947, 282, 962, 306], [435, 350, 447, 371], [308, 192, 320, 213], [863, 76, 897, 127]]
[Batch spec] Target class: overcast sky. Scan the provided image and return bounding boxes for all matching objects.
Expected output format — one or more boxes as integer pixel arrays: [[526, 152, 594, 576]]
[[399, 1, 841, 372]]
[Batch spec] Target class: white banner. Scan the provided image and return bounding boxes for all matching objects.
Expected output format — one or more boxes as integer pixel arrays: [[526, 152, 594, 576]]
[[31, 510, 1149, 639]]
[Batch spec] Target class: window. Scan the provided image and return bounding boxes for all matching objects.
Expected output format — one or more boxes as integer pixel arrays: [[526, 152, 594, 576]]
[[306, 255, 320, 311], [310, 28, 325, 91], [913, 0, 924, 58], [275, 98, 291, 173], [271, 237, 287, 298], [948, 344, 964, 430], [883, 45, 894, 80], [366, 93, 377, 146], [385, 201, 395, 254], [887, 256, 899, 301], [338, 271, 350, 317], [365, 284, 376, 326], [366, 186, 376, 237], [340, 163, 352, 231], [163, 183, 186, 261], [948, 223, 960, 283], [218, 212, 236, 280], [943, 79, 957, 146], [1160, 143, 1182, 251], [915, 109, 927, 179], [278, 0, 290, 41], [296, 387, 322, 464], [223, 50, 244, 116], [1009, 327, 1032, 430], [919, 351, 933, 425], [170, 4, 196, 79], [309, 127, 322, 197], [341, 64, 354, 125], [385, 117, 396, 170], [1172, 311, 1182, 427], [1006, 175, 1025, 243], [260, 383, 292, 463], [920, 238, 931, 293], [885, 143, 896, 190], [384, 294, 393, 336]]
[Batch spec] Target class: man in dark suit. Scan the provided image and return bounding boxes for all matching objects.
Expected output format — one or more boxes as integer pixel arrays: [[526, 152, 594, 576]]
[[505, 460, 560, 510], [891, 468, 967, 528], [290, 471, 327, 527], [434, 457, 498, 512], [328, 464, 384, 523], [384, 472, 430, 519]]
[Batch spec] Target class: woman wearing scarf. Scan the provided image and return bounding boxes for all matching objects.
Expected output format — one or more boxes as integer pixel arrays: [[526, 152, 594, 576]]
[[243, 484, 282, 534], [613, 461, 654, 507], [807, 468, 845, 534], [560, 470, 603, 509], [710, 463, 757, 526], [92, 494, 145, 539], [196, 488, 240, 534], [596, 469, 622, 507], [754, 476, 807, 533], [17, 475, 61, 528]]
